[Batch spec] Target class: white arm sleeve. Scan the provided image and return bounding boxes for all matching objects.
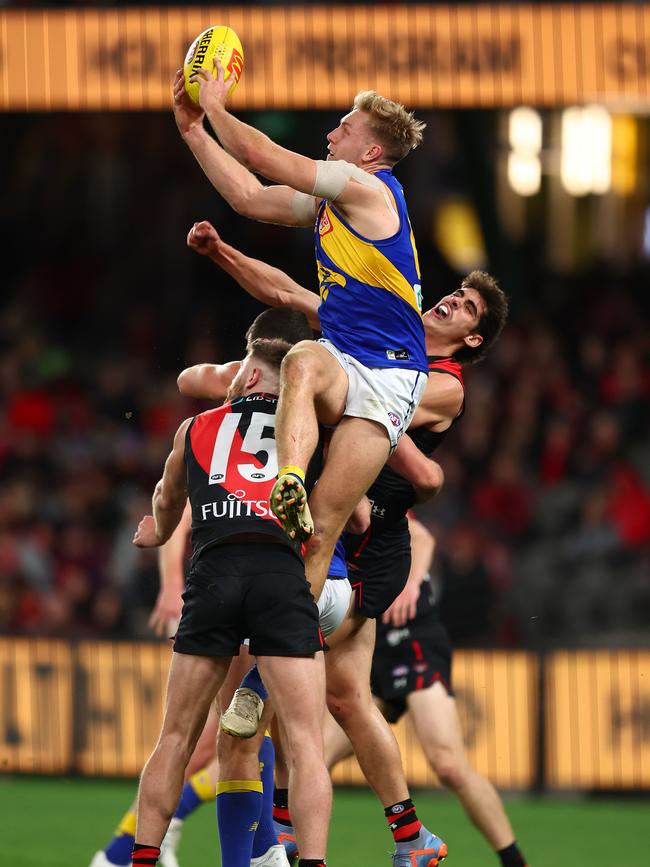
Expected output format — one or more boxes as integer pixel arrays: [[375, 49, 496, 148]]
[[291, 191, 318, 226], [312, 160, 386, 202]]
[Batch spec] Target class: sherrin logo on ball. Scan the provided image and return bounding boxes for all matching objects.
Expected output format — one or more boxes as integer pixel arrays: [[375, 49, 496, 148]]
[[184, 25, 244, 105]]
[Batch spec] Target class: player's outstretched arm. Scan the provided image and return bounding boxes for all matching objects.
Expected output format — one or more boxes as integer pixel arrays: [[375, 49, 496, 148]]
[[148, 501, 192, 637], [188, 220, 321, 329], [177, 359, 242, 401], [189, 62, 318, 196], [388, 436, 445, 503], [382, 514, 435, 627], [173, 70, 315, 227], [409, 372, 464, 430], [134, 419, 191, 548]]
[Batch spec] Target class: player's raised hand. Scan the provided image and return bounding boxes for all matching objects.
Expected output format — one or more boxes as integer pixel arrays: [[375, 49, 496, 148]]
[[133, 515, 162, 548], [382, 580, 420, 627], [187, 220, 221, 255], [191, 59, 230, 113], [173, 68, 204, 136]]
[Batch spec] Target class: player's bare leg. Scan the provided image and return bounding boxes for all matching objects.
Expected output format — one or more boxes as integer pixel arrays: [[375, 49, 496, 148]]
[[156, 649, 255, 865], [266, 714, 300, 863], [135, 653, 230, 848], [325, 616, 409, 803], [325, 616, 447, 865], [407, 684, 517, 852], [322, 708, 355, 770], [303, 415, 391, 599], [258, 652, 331, 861], [271, 341, 348, 542]]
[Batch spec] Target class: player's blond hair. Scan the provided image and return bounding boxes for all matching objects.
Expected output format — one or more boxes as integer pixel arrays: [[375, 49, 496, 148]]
[[353, 91, 426, 164]]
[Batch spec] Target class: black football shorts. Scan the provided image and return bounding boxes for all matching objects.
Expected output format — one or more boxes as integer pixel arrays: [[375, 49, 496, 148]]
[[371, 605, 453, 723], [174, 541, 323, 658], [345, 518, 411, 619]]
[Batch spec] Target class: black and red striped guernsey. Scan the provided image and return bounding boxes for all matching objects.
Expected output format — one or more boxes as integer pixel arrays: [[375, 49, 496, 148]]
[[185, 392, 294, 563], [357, 356, 465, 531]]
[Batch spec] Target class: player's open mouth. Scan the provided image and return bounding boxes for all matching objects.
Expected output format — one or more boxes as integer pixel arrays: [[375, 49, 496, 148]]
[[433, 303, 450, 320]]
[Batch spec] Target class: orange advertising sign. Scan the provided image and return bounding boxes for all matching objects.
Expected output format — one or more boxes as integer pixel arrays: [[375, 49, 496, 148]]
[[546, 650, 650, 789], [1, 5, 650, 111], [332, 650, 539, 790]]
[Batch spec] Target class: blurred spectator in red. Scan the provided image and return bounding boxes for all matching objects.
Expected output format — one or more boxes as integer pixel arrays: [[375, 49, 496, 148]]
[[470, 451, 534, 540]]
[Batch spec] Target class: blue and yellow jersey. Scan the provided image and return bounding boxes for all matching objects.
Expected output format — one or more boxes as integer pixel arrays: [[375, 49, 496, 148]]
[[314, 169, 427, 374]]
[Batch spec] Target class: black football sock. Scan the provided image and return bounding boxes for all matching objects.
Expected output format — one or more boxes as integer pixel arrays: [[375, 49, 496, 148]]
[[272, 787, 292, 827], [498, 842, 527, 867]]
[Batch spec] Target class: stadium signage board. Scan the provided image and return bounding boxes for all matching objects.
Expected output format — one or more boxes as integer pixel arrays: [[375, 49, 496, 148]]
[[1, 5, 650, 110]]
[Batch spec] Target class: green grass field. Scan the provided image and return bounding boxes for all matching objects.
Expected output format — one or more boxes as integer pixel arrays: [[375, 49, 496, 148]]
[[1, 776, 647, 866]]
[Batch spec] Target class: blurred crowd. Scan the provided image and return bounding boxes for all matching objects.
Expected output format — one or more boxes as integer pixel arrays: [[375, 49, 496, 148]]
[[1, 111, 648, 649]]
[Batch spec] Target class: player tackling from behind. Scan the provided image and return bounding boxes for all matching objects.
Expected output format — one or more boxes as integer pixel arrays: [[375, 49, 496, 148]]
[[130, 339, 330, 867], [174, 67, 430, 630], [183, 214, 508, 867]]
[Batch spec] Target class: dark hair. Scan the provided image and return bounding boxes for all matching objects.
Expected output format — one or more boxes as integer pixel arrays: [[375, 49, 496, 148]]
[[249, 337, 292, 371], [454, 270, 509, 365], [245, 308, 312, 347]]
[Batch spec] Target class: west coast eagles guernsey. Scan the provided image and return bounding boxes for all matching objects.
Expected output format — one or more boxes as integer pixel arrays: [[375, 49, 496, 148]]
[[315, 168, 428, 375]]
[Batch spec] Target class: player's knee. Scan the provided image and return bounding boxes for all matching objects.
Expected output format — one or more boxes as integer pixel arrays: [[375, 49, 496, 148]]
[[326, 683, 364, 726], [157, 729, 195, 765], [430, 747, 469, 792], [280, 344, 321, 391]]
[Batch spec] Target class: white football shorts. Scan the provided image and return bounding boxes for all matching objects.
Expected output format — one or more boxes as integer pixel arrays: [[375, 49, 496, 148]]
[[318, 577, 352, 637], [318, 338, 427, 451]]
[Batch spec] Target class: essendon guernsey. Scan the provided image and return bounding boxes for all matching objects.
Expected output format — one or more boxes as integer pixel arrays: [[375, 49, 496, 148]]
[[356, 356, 465, 531], [185, 393, 292, 563]]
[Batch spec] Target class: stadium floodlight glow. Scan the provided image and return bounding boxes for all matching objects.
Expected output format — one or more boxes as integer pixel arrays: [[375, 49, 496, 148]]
[[507, 107, 542, 196], [509, 106, 543, 154], [507, 152, 542, 196], [561, 105, 612, 196]]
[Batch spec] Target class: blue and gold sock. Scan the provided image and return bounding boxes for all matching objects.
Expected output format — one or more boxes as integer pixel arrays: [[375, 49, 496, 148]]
[[240, 664, 268, 702], [175, 767, 217, 820], [104, 809, 137, 865], [216, 780, 263, 867], [251, 732, 277, 858]]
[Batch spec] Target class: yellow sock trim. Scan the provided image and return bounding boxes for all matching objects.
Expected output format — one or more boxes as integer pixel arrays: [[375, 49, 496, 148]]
[[116, 809, 137, 837], [189, 768, 217, 802], [264, 730, 272, 739], [216, 779, 264, 795], [278, 465, 305, 484]]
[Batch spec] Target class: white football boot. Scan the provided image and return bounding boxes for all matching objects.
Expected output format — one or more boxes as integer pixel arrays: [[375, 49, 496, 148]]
[[221, 687, 264, 738], [159, 817, 183, 867], [250, 844, 292, 867], [89, 852, 127, 867]]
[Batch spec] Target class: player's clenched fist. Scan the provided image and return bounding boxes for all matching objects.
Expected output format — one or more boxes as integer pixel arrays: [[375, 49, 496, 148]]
[[133, 514, 162, 548], [187, 220, 220, 255]]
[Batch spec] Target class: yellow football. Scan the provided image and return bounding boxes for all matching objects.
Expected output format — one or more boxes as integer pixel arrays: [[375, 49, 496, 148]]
[[183, 25, 244, 105]]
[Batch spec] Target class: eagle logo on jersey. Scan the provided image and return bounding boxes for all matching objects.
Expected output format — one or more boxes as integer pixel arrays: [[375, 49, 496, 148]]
[[317, 259, 346, 302]]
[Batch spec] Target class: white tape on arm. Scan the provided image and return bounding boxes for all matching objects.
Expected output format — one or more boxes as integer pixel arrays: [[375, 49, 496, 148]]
[[291, 191, 318, 226], [312, 160, 356, 200], [312, 160, 388, 204]]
